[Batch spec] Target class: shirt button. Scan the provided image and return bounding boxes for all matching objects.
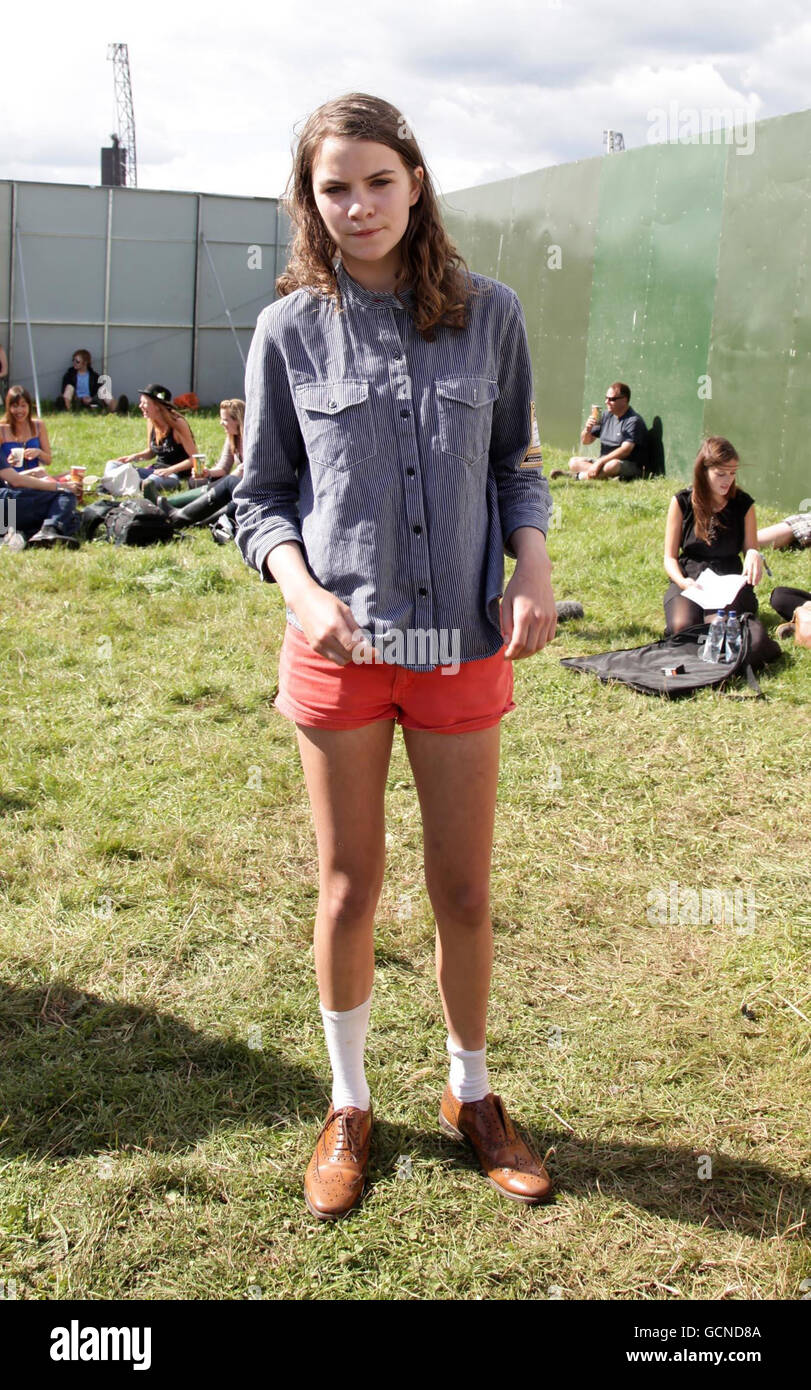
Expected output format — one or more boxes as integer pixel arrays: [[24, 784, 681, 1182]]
[[418, 587, 428, 596], [400, 409, 410, 418], [328, 400, 337, 411], [412, 524, 422, 535], [406, 468, 415, 477]]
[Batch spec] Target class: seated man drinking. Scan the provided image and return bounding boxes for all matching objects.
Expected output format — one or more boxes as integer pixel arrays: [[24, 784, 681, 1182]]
[[554, 382, 648, 480]]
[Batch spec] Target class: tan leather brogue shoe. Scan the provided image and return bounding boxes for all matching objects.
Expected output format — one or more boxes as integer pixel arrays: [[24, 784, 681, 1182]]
[[304, 1102, 373, 1220], [439, 1085, 553, 1204]]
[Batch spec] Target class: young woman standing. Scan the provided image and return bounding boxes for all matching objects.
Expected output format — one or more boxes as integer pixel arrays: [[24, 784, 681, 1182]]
[[235, 94, 557, 1220]]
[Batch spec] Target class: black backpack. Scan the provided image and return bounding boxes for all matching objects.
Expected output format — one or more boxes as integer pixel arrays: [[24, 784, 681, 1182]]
[[103, 497, 175, 546], [560, 616, 779, 698], [79, 496, 119, 541]]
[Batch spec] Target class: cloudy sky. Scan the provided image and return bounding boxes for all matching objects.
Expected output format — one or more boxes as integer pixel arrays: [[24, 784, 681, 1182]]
[[2, 0, 809, 199]]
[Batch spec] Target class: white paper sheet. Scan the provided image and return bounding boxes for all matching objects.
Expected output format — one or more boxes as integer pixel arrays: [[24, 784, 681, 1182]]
[[680, 568, 747, 610]]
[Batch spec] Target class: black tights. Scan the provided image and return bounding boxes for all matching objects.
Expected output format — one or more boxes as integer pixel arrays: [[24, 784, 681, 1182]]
[[664, 583, 758, 635], [770, 586, 810, 622]]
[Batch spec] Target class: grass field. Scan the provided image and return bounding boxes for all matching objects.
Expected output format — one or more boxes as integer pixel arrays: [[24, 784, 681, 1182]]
[[1, 411, 809, 1301]]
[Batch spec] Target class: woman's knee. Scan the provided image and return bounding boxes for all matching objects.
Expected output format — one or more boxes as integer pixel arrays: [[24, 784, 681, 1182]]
[[319, 871, 382, 930], [737, 585, 758, 616], [429, 879, 491, 929], [664, 601, 692, 635]]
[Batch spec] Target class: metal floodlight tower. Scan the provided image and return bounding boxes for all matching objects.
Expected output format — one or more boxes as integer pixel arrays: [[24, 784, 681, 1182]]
[[602, 130, 626, 154], [107, 43, 138, 187]]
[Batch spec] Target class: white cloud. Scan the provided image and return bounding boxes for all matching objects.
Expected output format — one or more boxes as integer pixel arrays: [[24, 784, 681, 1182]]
[[2, 0, 809, 197]]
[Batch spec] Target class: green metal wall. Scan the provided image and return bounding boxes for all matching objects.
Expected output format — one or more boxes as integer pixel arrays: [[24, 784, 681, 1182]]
[[443, 108, 811, 513]]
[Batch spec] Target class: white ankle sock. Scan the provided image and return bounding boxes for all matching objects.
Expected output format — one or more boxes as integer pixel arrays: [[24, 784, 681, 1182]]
[[319, 993, 372, 1112], [447, 1034, 489, 1103]]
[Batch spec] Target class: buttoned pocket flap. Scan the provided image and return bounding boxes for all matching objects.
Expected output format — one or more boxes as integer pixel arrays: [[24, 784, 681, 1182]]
[[296, 381, 370, 415], [436, 377, 499, 408]]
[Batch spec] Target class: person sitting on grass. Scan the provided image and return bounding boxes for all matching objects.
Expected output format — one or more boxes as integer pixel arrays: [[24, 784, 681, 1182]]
[[0, 385, 52, 475], [57, 348, 127, 414], [771, 584, 811, 632], [114, 385, 197, 496], [0, 435, 80, 550], [663, 435, 762, 635], [551, 382, 647, 480], [150, 399, 244, 540], [757, 511, 811, 552]]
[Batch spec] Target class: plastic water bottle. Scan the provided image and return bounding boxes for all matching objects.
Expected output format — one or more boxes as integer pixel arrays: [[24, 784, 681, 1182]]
[[702, 612, 726, 663], [723, 611, 742, 664]]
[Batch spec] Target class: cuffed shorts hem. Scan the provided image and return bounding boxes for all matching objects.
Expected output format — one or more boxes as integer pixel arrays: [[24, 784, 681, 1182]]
[[274, 694, 515, 734], [785, 513, 811, 547]]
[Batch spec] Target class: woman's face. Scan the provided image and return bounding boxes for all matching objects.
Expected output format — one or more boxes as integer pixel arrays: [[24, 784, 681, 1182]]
[[220, 410, 239, 436], [139, 394, 159, 421], [8, 396, 30, 428], [706, 460, 739, 503], [311, 137, 423, 285]]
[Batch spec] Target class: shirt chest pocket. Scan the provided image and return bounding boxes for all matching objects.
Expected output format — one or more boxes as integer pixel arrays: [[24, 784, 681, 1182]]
[[436, 376, 499, 465], [295, 380, 376, 471]]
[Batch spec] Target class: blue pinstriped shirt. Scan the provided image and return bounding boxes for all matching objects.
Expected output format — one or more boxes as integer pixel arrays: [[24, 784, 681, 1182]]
[[234, 260, 552, 670]]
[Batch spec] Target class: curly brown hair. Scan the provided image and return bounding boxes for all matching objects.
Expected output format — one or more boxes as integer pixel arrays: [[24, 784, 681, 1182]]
[[276, 92, 475, 341], [692, 435, 739, 543]]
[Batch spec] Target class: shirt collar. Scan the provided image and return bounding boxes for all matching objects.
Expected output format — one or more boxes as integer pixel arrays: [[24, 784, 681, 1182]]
[[335, 259, 415, 310]]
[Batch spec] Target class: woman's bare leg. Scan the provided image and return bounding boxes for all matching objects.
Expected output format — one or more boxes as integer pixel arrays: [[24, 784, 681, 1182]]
[[402, 725, 501, 1050], [296, 721, 395, 1010]]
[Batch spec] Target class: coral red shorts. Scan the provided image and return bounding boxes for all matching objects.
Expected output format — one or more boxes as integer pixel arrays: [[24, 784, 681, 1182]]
[[275, 623, 515, 734]]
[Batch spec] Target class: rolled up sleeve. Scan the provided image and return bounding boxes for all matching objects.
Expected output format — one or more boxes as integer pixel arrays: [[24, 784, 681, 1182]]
[[234, 312, 306, 583], [488, 293, 552, 554]]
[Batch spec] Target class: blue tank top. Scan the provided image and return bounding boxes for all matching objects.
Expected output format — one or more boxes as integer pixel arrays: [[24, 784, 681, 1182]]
[[0, 436, 42, 471]]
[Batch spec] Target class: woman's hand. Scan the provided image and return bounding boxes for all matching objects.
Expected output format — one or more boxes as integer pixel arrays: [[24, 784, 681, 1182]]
[[743, 549, 763, 586], [293, 583, 368, 666], [501, 556, 557, 659], [23, 447, 43, 461]]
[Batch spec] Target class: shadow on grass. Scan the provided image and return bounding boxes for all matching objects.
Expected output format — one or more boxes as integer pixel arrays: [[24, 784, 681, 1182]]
[[1, 977, 807, 1240], [369, 1120, 809, 1241], [0, 978, 320, 1160]]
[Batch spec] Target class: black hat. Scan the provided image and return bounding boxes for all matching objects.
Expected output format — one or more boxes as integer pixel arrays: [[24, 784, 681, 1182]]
[[138, 383, 173, 404]]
